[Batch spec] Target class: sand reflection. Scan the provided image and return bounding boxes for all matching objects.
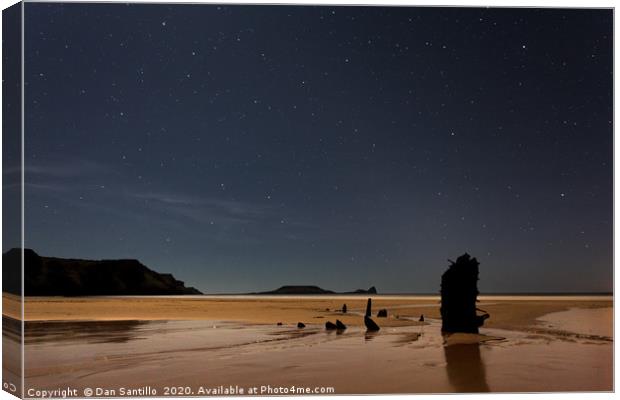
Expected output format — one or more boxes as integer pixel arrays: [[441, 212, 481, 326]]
[[25, 320, 149, 344], [443, 342, 489, 392]]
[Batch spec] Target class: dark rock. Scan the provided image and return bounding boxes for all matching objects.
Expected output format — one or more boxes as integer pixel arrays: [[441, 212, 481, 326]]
[[440, 253, 489, 333], [364, 316, 380, 331], [277, 322, 283, 326], [297, 322, 306, 328], [364, 298, 380, 331], [335, 319, 347, 330], [347, 286, 378, 294], [377, 309, 388, 318], [325, 321, 338, 330], [419, 314, 425, 322], [365, 298, 373, 317], [3, 248, 202, 296], [342, 304, 347, 313]]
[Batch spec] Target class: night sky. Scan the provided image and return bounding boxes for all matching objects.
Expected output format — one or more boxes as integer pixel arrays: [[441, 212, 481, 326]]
[[18, 4, 612, 294]]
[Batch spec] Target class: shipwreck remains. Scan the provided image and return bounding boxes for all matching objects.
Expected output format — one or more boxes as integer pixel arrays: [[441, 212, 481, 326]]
[[325, 321, 337, 330], [440, 253, 489, 333], [364, 298, 380, 331]]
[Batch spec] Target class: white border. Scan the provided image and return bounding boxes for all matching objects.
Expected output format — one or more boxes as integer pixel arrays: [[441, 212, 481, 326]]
[[0, 2, 615, 400]]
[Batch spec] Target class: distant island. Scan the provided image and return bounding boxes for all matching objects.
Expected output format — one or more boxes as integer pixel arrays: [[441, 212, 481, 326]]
[[2, 248, 202, 296], [253, 285, 377, 295], [2, 248, 380, 297]]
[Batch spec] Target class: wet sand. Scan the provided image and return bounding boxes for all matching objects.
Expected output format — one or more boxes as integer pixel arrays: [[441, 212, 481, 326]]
[[2, 294, 613, 395], [3, 293, 612, 331]]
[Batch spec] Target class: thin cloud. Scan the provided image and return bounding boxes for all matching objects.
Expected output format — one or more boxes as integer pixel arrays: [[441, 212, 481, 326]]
[[130, 192, 274, 226]]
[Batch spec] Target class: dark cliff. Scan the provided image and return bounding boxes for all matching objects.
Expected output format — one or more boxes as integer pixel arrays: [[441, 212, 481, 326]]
[[2, 248, 202, 296]]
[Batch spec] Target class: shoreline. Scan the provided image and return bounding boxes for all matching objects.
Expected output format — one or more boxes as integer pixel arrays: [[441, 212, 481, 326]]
[[3, 293, 613, 337], [15, 308, 613, 394], [4, 295, 612, 394]]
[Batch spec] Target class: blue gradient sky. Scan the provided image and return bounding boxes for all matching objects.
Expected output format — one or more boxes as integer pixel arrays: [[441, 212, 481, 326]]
[[16, 4, 613, 293]]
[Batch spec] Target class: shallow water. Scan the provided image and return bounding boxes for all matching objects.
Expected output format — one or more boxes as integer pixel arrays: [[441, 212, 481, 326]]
[[14, 308, 612, 396], [536, 307, 613, 338]]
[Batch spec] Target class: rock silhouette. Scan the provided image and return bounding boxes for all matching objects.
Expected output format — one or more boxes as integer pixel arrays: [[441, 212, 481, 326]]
[[348, 286, 377, 294], [342, 304, 347, 313], [364, 298, 380, 331], [325, 321, 338, 330], [3, 248, 201, 296], [297, 322, 306, 328], [365, 316, 380, 331], [377, 309, 388, 318], [257, 285, 334, 294], [336, 319, 347, 330], [277, 322, 283, 326], [419, 314, 425, 322], [440, 253, 489, 333], [255, 285, 378, 295]]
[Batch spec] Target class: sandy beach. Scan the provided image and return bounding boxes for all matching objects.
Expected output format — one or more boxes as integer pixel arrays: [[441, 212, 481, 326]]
[[3, 294, 613, 395]]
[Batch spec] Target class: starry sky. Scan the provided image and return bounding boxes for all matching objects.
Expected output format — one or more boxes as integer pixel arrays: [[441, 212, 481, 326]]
[[16, 4, 612, 294]]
